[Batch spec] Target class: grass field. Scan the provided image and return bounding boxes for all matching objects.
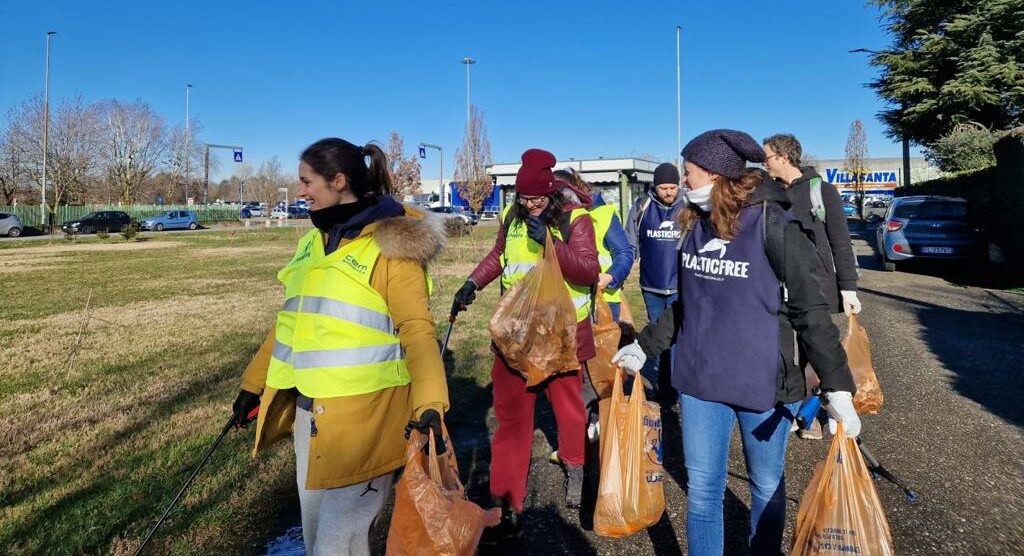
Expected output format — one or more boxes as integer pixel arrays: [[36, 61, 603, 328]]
[[1, 222, 647, 555]]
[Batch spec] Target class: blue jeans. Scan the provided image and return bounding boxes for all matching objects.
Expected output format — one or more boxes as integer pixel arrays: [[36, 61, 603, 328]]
[[641, 291, 677, 394], [681, 394, 800, 556], [607, 301, 621, 322]]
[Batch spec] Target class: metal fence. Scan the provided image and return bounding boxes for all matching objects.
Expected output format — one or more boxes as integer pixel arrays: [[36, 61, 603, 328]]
[[0, 205, 242, 227]]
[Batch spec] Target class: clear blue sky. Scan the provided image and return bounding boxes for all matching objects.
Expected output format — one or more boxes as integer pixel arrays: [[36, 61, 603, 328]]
[[0, 0, 902, 182]]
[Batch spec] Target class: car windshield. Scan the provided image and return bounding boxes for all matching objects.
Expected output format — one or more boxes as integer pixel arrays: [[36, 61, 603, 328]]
[[162, 211, 175, 217], [893, 201, 968, 220], [79, 212, 100, 219]]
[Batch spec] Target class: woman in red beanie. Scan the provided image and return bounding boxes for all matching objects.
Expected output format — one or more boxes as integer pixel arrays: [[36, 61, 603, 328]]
[[452, 148, 600, 543]]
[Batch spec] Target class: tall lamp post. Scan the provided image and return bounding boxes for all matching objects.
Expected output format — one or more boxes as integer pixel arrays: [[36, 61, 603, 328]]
[[41, 31, 57, 228], [184, 83, 194, 202], [461, 57, 475, 131], [849, 48, 911, 188], [676, 25, 682, 171]]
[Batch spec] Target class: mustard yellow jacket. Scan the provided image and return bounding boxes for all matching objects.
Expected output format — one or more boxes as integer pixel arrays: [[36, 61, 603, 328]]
[[240, 207, 449, 489]]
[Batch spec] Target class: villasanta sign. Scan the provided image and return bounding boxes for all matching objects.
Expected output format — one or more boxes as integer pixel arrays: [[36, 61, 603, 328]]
[[824, 167, 899, 194]]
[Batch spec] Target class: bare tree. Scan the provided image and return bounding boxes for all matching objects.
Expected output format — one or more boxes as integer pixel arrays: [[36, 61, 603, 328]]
[[96, 99, 167, 206], [0, 123, 27, 205], [844, 119, 869, 219], [454, 105, 493, 213], [250, 157, 290, 209], [385, 131, 422, 200], [164, 119, 205, 202]]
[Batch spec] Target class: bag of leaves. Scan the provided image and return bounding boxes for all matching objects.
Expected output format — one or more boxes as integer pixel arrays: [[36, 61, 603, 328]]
[[588, 289, 623, 399], [790, 422, 895, 556], [843, 314, 884, 415], [593, 369, 665, 537], [489, 233, 579, 386], [386, 428, 501, 556]]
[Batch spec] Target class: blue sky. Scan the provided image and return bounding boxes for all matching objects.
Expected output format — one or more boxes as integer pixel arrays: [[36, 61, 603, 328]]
[[1, 0, 902, 182]]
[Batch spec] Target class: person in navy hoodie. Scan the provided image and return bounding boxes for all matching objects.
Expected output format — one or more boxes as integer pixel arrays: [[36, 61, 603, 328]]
[[613, 129, 862, 556]]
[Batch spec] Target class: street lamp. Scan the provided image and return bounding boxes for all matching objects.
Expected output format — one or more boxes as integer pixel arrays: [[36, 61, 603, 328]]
[[676, 25, 682, 171], [461, 57, 476, 131], [419, 143, 444, 207], [849, 48, 911, 188], [41, 31, 56, 228], [184, 83, 194, 203]]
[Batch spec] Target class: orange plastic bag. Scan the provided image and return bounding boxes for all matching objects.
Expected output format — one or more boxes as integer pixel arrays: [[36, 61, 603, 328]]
[[593, 369, 665, 537], [489, 233, 579, 386], [618, 292, 635, 326], [790, 422, 894, 556], [386, 429, 500, 556], [588, 290, 623, 399], [842, 314, 884, 415]]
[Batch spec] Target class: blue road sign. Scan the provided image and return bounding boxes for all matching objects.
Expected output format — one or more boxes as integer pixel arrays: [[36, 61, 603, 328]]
[[418, 146, 426, 159], [233, 150, 243, 163]]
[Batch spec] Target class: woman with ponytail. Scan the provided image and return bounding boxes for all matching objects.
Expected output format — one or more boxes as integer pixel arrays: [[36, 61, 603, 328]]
[[613, 130, 862, 555], [231, 138, 449, 555]]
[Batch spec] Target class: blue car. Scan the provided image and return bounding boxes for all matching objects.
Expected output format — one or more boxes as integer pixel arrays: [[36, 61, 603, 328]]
[[140, 210, 198, 231], [844, 204, 857, 218], [875, 196, 984, 272]]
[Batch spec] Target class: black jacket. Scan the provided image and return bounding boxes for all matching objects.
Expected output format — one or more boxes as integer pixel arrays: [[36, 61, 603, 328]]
[[786, 168, 859, 313], [637, 173, 856, 403]]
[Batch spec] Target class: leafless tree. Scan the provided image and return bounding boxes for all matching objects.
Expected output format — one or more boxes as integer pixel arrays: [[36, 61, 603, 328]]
[[250, 157, 290, 209], [95, 99, 167, 206], [164, 119, 206, 202], [385, 131, 422, 200], [0, 123, 27, 205], [454, 105, 493, 213], [844, 119, 869, 219]]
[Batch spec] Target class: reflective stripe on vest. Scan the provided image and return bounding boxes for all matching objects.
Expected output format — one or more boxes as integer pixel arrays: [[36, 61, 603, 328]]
[[266, 229, 411, 398], [498, 205, 593, 321], [589, 203, 622, 303]]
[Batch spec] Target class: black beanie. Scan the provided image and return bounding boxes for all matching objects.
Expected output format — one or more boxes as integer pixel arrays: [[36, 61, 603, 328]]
[[653, 162, 680, 186], [681, 129, 766, 180]]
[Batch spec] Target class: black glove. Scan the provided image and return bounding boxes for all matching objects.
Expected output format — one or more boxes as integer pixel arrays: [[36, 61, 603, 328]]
[[404, 409, 446, 454], [525, 215, 548, 244], [452, 280, 477, 315], [232, 390, 261, 428]]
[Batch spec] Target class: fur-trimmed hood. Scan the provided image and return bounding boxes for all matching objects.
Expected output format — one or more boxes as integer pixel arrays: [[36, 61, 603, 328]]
[[373, 205, 447, 265]]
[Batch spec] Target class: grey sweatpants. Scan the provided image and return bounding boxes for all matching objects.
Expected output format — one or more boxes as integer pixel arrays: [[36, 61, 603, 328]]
[[294, 406, 393, 556]]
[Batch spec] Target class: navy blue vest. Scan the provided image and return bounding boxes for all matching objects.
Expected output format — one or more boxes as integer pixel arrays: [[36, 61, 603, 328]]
[[673, 205, 782, 411], [638, 197, 684, 294]]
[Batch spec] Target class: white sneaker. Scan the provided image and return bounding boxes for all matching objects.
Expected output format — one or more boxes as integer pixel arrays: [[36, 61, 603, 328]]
[[587, 421, 600, 443]]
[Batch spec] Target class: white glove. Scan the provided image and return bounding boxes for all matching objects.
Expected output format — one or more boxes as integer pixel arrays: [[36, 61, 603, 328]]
[[825, 391, 861, 438], [611, 341, 646, 375], [841, 290, 862, 315]]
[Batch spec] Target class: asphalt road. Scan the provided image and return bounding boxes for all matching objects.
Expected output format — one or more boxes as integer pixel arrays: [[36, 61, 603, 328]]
[[435, 222, 1024, 556]]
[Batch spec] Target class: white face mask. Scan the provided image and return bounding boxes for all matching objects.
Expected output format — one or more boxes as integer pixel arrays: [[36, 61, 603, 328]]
[[685, 184, 714, 212]]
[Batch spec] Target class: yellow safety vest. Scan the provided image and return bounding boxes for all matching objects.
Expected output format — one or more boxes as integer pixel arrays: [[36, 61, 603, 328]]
[[498, 205, 593, 322], [266, 228, 410, 398], [589, 203, 621, 303]]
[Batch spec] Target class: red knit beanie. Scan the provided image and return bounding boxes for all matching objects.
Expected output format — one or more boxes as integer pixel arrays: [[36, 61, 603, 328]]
[[515, 148, 558, 196]]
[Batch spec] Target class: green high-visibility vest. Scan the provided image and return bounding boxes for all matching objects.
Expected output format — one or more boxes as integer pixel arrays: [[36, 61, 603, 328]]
[[498, 205, 593, 322], [266, 229, 410, 398], [589, 203, 621, 303]]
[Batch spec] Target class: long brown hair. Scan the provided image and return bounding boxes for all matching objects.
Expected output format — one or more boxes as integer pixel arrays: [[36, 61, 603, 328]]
[[679, 168, 762, 240]]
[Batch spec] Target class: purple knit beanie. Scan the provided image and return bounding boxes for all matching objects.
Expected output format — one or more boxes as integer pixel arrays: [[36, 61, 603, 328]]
[[681, 129, 766, 179]]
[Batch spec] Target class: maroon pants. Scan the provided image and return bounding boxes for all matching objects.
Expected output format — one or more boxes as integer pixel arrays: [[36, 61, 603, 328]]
[[489, 356, 586, 511]]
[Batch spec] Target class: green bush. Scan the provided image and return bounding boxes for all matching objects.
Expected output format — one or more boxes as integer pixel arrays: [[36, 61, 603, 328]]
[[120, 221, 141, 241], [925, 123, 997, 173], [96, 229, 110, 240], [63, 229, 77, 242]]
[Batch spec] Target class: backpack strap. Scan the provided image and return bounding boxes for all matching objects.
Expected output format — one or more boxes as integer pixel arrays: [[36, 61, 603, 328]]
[[809, 177, 826, 223], [635, 195, 652, 238]]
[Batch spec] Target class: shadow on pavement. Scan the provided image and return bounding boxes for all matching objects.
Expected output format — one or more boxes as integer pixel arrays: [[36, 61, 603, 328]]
[[860, 286, 1024, 428]]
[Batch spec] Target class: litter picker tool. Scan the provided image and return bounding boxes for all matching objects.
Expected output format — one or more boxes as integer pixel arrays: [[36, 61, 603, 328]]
[[134, 405, 259, 555]]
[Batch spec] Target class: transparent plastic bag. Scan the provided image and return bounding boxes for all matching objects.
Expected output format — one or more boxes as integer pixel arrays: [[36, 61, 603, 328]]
[[489, 233, 579, 386], [790, 423, 895, 556], [588, 289, 622, 400], [594, 369, 665, 537], [843, 314, 884, 415], [386, 429, 500, 556]]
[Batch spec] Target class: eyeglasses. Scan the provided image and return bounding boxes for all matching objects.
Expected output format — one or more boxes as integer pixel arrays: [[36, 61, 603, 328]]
[[517, 196, 546, 207], [766, 154, 784, 161]]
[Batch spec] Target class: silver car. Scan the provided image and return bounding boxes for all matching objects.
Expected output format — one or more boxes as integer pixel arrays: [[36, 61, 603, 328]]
[[876, 195, 984, 272], [0, 212, 23, 237]]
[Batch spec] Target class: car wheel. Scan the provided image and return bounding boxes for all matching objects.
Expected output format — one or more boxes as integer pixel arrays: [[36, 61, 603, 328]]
[[155, 223, 164, 231], [188, 222, 197, 230], [8, 227, 21, 238]]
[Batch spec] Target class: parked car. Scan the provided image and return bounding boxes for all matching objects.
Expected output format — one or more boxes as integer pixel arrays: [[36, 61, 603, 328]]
[[0, 212, 23, 237], [430, 205, 479, 225], [876, 196, 984, 272], [288, 205, 309, 219], [844, 203, 858, 218], [240, 205, 266, 218], [62, 211, 133, 235], [140, 210, 198, 231]]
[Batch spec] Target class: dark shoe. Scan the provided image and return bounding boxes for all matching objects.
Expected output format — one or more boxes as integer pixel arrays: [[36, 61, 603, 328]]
[[565, 465, 583, 508], [480, 499, 520, 546]]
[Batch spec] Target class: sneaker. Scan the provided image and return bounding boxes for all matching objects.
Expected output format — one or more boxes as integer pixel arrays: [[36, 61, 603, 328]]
[[480, 499, 520, 545], [587, 421, 600, 443], [796, 418, 824, 440], [549, 450, 561, 465], [565, 465, 583, 508]]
